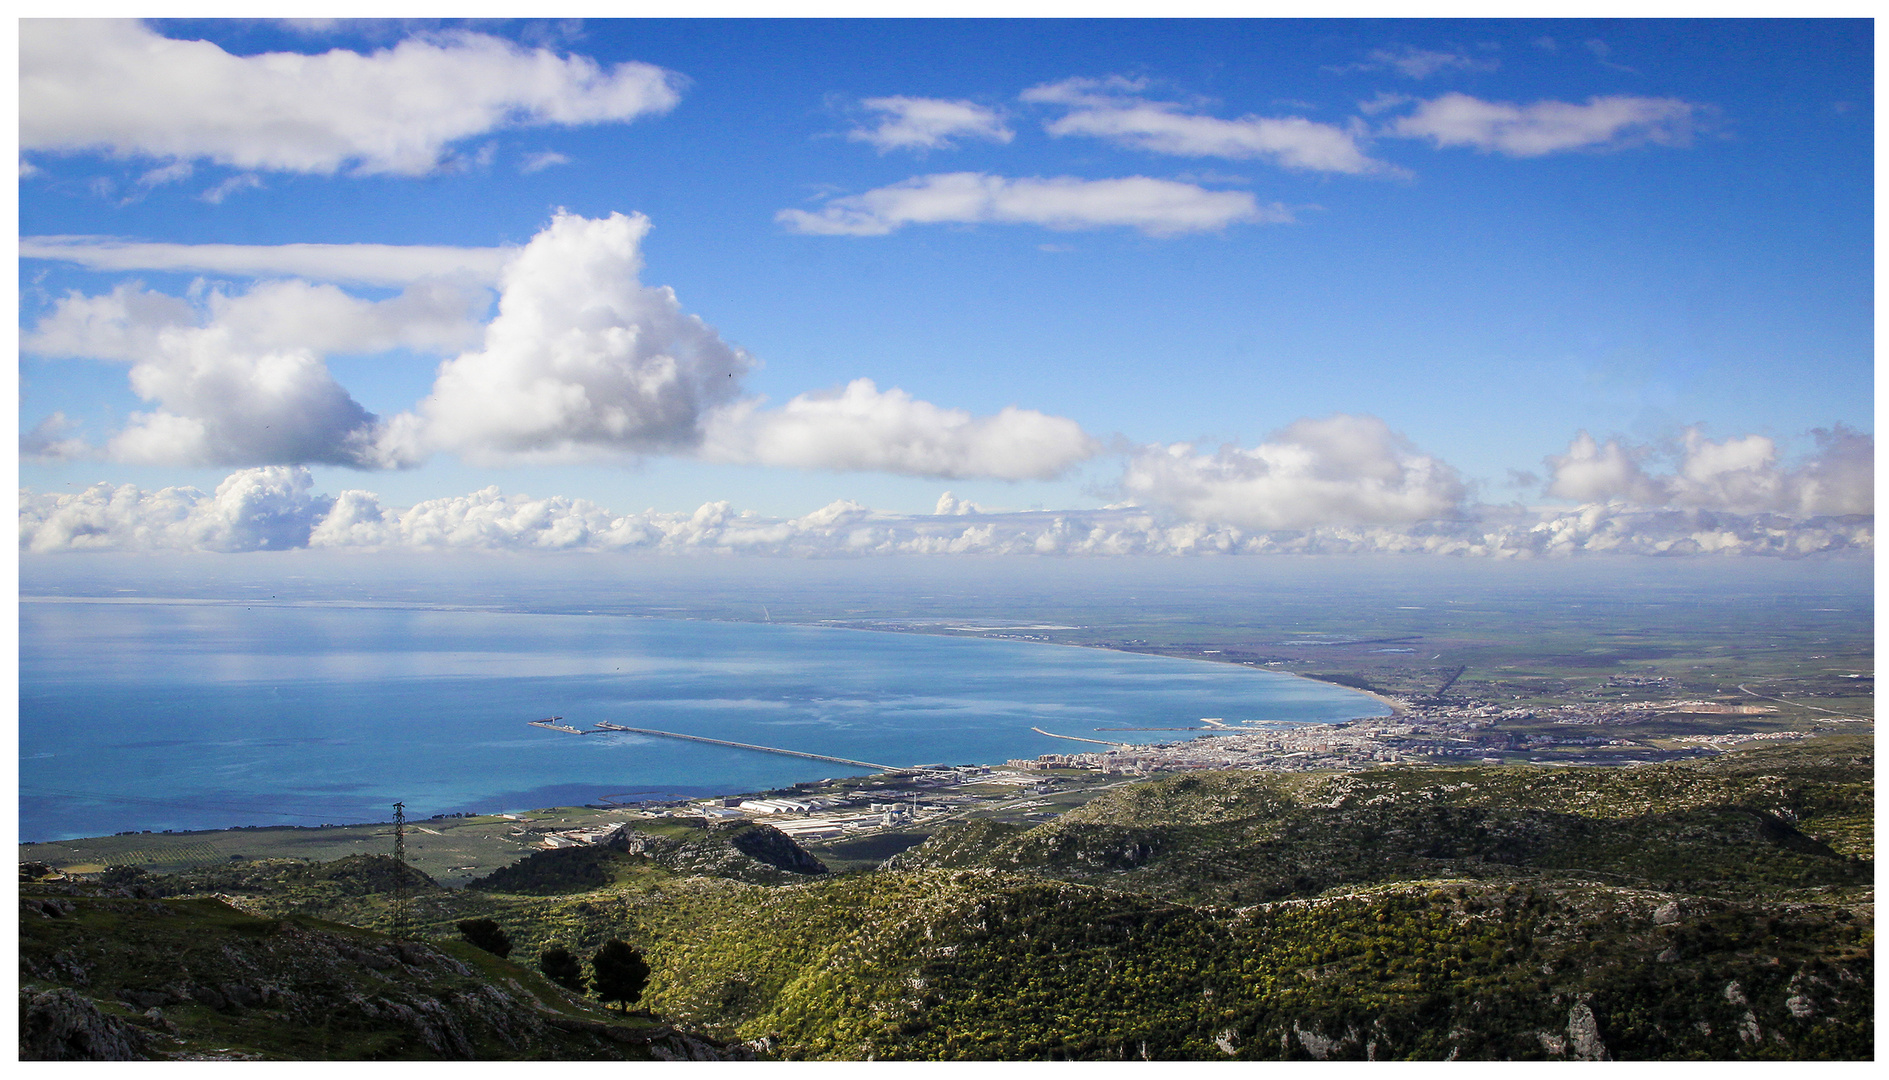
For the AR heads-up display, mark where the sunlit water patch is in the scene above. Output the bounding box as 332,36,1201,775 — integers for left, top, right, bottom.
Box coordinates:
19,601,1385,841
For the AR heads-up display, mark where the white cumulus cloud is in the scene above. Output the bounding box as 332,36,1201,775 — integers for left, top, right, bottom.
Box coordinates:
1547,426,1872,516
1022,76,1390,174
848,96,1013,152
20,19,682,176
1542,431,1666,505
777,172,1282,236
104,341,381,468
25,277,491,468
22,211,1093,482
1119,414,1468,530
378,210,754,467
1389,92,1700,156
702,378,1099,481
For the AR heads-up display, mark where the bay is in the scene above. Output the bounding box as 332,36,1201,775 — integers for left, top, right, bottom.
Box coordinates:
18,601,1386,841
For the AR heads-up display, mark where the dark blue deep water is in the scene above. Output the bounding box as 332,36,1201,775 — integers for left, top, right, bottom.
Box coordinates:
19,601,1385,841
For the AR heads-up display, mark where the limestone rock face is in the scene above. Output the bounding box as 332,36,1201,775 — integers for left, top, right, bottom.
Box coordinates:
1566,1002,1609,1061
1290,1019,1359,1060
20,987,154,1061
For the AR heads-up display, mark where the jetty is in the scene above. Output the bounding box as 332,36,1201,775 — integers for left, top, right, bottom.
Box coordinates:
588,722,897,772
527,717,585,735
1093,727,1239,733
1031,726,1132,749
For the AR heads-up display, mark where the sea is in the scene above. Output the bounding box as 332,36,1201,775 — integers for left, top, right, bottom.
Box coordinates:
19,599,1387,842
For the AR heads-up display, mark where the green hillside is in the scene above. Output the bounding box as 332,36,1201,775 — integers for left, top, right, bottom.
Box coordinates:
888,738,1873,905
464,820,829,894
17,889,744,1061
20,739,1873,1060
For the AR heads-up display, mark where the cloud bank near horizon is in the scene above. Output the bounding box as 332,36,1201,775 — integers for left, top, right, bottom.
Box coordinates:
20,465,1871,559
1120,415,1468,531
1545,427,1871,518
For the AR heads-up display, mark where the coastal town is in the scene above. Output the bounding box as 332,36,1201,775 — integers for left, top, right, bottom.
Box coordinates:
517,681,1839,852
26,664,1857,888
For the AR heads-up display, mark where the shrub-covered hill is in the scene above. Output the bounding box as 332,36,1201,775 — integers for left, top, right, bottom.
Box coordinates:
79,819,830,930
27,864,1869,1061
64,854,453,933
1064,738,1874,853
541,869,1873,1060
103,851,436,897
889,740,1873,905
17,884,747,1061
465,820,827,895
20,740,1872,1060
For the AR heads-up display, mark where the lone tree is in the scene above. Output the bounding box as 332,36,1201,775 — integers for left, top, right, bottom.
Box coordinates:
540,946,587,993
456,918,513,958
590,939,651,1011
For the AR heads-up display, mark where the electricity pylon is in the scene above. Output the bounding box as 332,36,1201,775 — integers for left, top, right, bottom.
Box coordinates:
390,801,412,940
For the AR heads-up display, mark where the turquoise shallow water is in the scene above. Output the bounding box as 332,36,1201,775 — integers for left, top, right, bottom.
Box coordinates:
18,601,1385,841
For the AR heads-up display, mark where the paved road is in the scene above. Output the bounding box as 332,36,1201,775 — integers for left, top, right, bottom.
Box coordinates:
1736,684,1871,723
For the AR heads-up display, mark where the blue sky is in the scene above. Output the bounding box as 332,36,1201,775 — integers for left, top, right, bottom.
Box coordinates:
16,18,1875,557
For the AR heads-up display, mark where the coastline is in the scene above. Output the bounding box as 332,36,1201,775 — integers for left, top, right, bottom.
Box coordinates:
20,609,1392,845
18,607,1390,842
949,630,1404,722
813,618,1402,723
1268,669,1407,718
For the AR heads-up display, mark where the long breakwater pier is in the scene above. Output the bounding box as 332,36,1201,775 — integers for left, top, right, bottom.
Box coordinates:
1030,726,1131,749
533,719,898,772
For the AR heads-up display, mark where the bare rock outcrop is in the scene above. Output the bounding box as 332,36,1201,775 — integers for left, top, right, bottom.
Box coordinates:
20,987,155,1061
